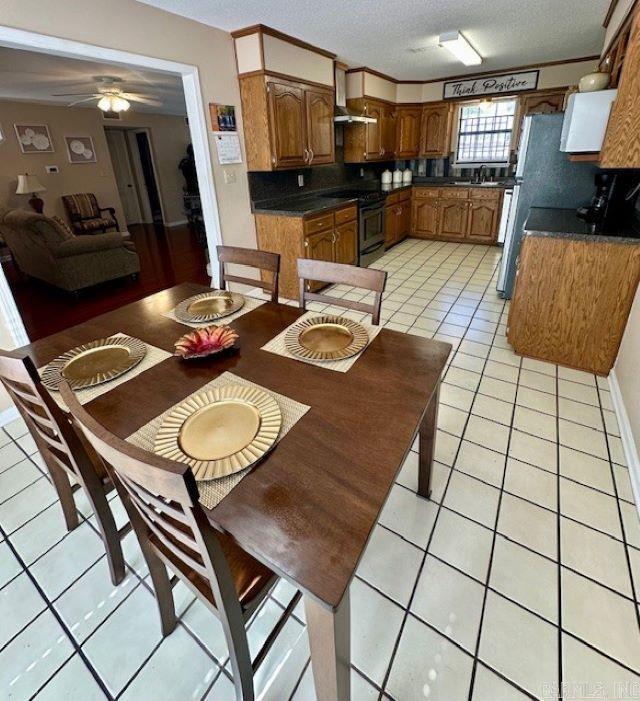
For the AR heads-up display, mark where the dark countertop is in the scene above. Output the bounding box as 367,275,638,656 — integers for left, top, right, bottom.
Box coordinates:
524,207,640,244
251,182,412,217
412,176,516,189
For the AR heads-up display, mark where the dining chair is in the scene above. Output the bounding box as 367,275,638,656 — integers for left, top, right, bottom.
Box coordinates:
297,258,388,324
60,381,301,701
217,245,280,303
0,351,127,584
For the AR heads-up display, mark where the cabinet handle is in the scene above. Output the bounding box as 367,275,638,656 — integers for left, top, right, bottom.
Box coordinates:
304,240,309,247
332,232,337,243
309,149,314,164
303,148,309,162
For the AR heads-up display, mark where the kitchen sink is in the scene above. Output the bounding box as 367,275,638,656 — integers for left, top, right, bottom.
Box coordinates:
453,181,503,187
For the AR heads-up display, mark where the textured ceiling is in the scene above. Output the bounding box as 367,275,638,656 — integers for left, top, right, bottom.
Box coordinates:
0,47,186,115
138,0,608,80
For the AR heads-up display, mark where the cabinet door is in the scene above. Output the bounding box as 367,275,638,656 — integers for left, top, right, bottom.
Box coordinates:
420,103,452,157
601,10,640,168
412,199,439,238
438,199,468,240
305,89,335,165
384,205,397,248
381,105,397,158
334,221,358,265
267,81,307,168
364,101,383,160
397,200,411,242
395,107,421,158
520,91,566,115
467,200,499,243
304,229,335,292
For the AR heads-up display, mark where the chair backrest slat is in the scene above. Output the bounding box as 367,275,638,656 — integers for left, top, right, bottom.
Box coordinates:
119,472,191,526
297,258,387,325
217,245,280,303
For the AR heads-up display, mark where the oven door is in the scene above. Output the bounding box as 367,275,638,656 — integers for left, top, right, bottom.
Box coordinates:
359,204,385,266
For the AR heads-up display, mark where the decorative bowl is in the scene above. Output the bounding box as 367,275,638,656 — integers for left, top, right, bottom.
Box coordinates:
174,325,239,360
578,71,610,93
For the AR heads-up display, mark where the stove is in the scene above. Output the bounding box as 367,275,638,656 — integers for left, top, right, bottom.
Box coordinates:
323,188,386,203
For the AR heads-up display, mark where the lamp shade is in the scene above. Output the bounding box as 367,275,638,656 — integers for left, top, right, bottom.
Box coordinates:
16,174,46,195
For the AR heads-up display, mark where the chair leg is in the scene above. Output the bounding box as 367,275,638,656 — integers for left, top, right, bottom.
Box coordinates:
227,630,254,701
142,543,177,636
46,460,80,532
82,483,126,586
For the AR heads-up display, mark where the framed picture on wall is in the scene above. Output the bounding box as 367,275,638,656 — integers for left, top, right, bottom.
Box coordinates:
64,136,97,163
14,123,54,153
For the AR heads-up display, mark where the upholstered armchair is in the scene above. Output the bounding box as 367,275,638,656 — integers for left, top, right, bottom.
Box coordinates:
0,208,139,293
61,193,119,234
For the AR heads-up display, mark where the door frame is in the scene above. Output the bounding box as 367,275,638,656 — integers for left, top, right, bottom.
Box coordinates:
0,24,223,348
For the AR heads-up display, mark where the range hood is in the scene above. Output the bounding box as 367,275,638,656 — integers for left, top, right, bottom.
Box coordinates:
334,64,377,124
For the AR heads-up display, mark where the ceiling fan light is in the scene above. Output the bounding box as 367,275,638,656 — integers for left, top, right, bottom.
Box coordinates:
439,31,482,66
112,96,130,112
97,95,113,112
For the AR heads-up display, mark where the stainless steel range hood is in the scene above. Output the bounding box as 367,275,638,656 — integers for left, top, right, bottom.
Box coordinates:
334,64,377,124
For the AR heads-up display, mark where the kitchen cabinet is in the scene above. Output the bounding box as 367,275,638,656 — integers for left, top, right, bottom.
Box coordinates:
255,203,357,299
238,74,335,171
411,186,503,244
384,189,411,248
507,233,640,375
467,198,500,242
412,198,439,238
305,89,336,165
601,7,640,168
520,90,566,115
344,98,397,162
438,199,468,240
395,106,422,158
420,102,453,158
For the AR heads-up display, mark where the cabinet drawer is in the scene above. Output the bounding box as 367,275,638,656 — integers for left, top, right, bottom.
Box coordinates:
468,187,503,200
413,187,441,199
304,212,335,235
386,189,410,205
334,205,357,225
442,187,469,199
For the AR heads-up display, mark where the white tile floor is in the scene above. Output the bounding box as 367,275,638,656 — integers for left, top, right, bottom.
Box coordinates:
1,238,639,700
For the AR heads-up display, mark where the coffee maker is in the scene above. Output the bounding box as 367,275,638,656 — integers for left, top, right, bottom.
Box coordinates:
577,171,640,234
577,172,614,225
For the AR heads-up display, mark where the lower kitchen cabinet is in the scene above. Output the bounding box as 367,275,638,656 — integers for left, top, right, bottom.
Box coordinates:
411,186,503,244
255,203,358,300
507,233,640,375
384,189,412,248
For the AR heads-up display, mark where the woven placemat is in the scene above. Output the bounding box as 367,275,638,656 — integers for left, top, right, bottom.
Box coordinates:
162,293,266,328
40,333,171,410
126,372,310,509
261,311,382,373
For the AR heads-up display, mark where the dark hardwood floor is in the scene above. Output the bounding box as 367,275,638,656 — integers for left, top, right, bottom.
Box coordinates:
3,223,210,341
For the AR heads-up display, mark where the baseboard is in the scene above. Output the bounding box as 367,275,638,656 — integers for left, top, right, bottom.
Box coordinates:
164,219,188,228
0,405,18,428
609,368,640,516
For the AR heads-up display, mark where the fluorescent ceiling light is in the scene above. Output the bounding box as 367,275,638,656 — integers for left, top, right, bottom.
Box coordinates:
439,31,482,66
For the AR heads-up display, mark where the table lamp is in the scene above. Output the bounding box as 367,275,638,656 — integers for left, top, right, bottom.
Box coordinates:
16,173,46,214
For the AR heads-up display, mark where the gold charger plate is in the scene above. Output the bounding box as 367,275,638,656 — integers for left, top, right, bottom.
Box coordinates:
284,315,369,361
41,336,147,391
174,290,245,323
153,384,282,481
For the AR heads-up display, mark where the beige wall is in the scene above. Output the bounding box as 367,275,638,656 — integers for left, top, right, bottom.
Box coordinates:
107,110,191,225
0,0,256,252
262,34,334,86
604,0,636,52
0,99,126,224
615,284,640,458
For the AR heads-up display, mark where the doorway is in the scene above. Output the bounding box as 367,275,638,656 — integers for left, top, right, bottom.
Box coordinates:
105,128,164,226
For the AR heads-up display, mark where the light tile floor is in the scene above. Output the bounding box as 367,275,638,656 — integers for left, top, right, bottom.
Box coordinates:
1,238,639,700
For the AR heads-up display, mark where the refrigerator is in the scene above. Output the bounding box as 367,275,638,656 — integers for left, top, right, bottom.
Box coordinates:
497,113,599,298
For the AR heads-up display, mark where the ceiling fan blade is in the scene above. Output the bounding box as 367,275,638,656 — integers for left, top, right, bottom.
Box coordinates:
67,96,99,107
51,92,101,97
124,95,163,106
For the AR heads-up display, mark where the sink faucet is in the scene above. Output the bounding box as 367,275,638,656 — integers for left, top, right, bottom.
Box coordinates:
474,165,488,184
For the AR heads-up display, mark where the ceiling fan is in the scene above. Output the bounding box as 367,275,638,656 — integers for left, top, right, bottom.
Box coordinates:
52,75,163,113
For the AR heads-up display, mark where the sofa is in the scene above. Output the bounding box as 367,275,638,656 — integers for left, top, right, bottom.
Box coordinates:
0,208,140,293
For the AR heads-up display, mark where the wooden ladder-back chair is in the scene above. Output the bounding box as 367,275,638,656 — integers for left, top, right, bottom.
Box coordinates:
60,381,301,701
0,351,128,584
217,245,280,303
297,258,388,325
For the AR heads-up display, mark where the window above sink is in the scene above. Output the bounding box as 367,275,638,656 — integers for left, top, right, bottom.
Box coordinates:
453,98,517,167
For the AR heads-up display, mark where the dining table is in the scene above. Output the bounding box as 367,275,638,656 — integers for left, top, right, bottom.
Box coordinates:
18,282,451,701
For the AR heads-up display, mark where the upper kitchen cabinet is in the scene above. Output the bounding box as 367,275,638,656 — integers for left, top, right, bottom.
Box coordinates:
395,106,422,158
519,89,567,115
420,102,453,158
343,98,395,162
232,25,336,171
601,7,640,168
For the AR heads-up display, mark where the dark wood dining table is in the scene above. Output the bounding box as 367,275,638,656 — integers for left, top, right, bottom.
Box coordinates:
19,282,450,701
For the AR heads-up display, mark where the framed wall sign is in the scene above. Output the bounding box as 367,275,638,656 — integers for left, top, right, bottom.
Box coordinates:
443,70,539,100
209,103,237,131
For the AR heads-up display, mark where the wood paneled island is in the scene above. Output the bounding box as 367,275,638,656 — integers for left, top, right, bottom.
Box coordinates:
507,208,640,375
